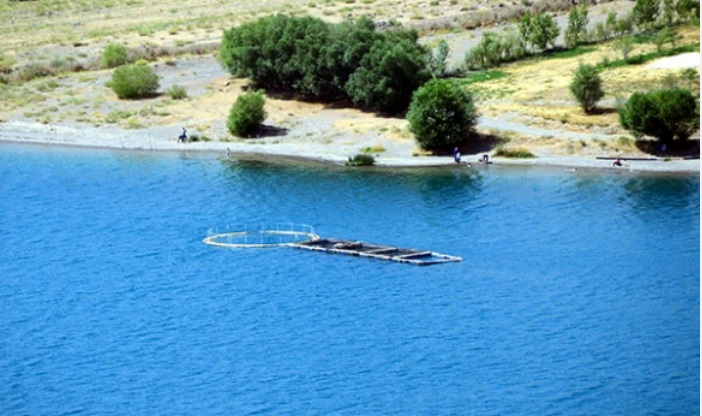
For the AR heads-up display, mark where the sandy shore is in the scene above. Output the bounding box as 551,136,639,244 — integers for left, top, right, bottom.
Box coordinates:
1,119,698,173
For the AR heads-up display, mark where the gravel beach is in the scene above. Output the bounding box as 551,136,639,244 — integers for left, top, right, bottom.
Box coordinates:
1,118,698,173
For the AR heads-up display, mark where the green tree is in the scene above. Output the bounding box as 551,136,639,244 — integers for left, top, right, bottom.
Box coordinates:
661,0,676,25
570,63,604,113
345,30,430,113
464,29,526,70
406,78,478,150
615,13,635,35
108,63,159,99
227,90,267,137
676,0,700,20
680,67,699,91
564,6,589,49
220,15,331,95
612,36,635,62
633,0,660,29
519,11,534,51
429,40,450,78
220,15,430,113
529,13,559,51
619,88,698,142
101,43,128,69
654,27,677,52
323,16,378,97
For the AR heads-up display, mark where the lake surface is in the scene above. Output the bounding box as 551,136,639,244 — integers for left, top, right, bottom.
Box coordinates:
0,143,699,416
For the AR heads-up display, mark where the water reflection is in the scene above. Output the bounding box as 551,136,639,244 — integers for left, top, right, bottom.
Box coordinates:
622,175,701,213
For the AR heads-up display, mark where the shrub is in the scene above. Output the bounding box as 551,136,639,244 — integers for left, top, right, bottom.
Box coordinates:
346,153,375,166
108,63,160,99
167,84,187,99
619,88,698,142
101,43,128,69
570,63,604,114
17,62,54,82
406,78,478,151
227,90,266,137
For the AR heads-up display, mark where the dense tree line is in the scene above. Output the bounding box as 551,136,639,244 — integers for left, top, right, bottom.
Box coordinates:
220,15,430,114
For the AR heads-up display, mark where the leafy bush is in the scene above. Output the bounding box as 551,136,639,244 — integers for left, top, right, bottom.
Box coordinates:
167,84,187,100
346,153,375,166
101,43,128,69
619,88,698,142
570,63,604,114
406,78,478,151
17,62,54,82
108,63,160,99
227,90,266,137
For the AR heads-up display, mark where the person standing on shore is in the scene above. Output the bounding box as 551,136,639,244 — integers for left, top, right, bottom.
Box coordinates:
453,147,461,164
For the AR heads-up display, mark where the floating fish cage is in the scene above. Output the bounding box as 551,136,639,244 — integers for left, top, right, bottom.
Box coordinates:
203,224,461,266
291,238,462,266
204,224,319,248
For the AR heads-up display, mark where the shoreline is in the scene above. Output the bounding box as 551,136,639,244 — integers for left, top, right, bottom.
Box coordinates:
1,120,699,174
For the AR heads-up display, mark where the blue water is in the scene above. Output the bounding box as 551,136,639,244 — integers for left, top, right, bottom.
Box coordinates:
0,143,699,415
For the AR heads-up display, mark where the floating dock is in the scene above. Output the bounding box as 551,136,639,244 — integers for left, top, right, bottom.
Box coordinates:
292,238,461,266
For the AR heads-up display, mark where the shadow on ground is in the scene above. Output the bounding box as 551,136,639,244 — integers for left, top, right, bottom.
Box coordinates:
251,124,289,138
433,132,507,157
636,138,700,159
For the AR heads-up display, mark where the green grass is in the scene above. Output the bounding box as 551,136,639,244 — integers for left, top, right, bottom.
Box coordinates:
494,147,535,158
542,46,597,60
597,43,700,70
360,145,385,153
461,70,508,85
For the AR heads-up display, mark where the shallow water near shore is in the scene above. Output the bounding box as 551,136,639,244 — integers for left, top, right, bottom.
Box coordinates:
1,143,699,415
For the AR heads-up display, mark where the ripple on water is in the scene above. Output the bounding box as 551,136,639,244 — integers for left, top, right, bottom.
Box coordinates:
0,145,698,415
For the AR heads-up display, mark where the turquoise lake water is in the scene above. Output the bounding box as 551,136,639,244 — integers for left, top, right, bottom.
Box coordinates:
0,143,699,415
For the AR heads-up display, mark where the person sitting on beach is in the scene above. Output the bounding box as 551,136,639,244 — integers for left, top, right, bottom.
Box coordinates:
178,127,187,143
613,158,622,167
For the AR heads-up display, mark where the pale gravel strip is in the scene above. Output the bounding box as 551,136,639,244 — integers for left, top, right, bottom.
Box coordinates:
0,120,698,173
